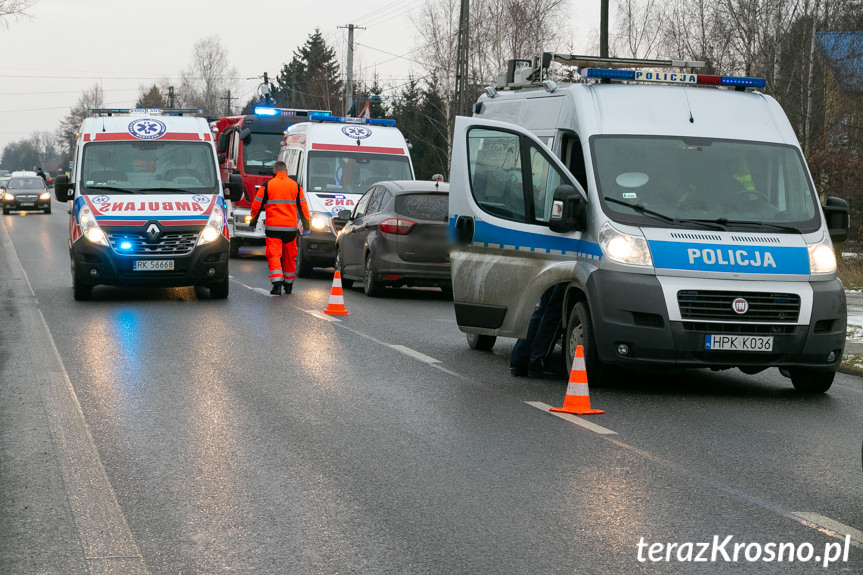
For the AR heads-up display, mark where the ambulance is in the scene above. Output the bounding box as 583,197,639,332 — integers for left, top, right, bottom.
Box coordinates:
54,108,244,300
449,54,850,393
277,114,415,275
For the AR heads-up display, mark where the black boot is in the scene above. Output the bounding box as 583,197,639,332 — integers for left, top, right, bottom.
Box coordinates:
270,281,283,296
283,282,293,295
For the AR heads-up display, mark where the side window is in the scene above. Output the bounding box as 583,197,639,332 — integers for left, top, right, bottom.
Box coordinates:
528,143,564,223
562,133,588,191
379,190,393,213
366,186,386,214
467,128,527,222
353,188,373,219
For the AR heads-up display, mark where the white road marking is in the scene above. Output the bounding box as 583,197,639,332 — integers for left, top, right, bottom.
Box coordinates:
305,310,342,322
389,344,441,364
525,401,618,435
792,513,863,546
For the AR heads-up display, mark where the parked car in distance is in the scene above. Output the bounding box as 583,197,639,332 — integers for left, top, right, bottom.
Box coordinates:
334,179,451,297
0,176,11,190
2,173,51,214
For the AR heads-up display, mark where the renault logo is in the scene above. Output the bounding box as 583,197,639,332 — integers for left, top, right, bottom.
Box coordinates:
146,223,161,241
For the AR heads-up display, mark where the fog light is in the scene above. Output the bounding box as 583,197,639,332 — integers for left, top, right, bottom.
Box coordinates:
827,351,836,362
617,343,630,356
89,268,98,277
208,268,216,277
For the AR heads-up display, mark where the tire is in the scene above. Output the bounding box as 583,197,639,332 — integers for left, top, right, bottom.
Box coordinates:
565,301,608,385
72,273,92,301
296,236,313,278
209,278,229,299
334,248,353,289
229,237,240,258
466,332,496,351
363,253,384,297
43,206,51,214
787,367,835,393
2,207,8,215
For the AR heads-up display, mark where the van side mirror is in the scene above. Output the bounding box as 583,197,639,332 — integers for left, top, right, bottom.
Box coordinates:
548,184,587,233
239,128,252,145
217,133,230,154
53,174,74,201
224,173,244,202
822,196,849,244
217,153,226,164
334,209,352,222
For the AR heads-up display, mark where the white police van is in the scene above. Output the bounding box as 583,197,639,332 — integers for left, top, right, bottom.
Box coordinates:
54,108,244,300
449,54,849,392
278,114,415,276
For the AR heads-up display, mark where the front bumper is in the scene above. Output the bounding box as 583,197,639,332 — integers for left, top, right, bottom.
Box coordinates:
585,270,846,371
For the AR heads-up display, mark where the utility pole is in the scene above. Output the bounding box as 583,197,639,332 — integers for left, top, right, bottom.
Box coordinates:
221,90,233,115
340,24,365,116
168,86,175,108
453,0,470,120
600,0,609,57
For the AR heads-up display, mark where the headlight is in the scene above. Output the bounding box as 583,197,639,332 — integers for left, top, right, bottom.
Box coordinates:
598,221,653,266
79,207,108,246
311,214,329,231
198,205,225,245
3,193,12,201
808,235,836,274
39,192,51,200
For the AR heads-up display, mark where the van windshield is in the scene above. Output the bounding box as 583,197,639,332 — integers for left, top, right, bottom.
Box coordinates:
81,142,217,194
242,132,283,176
592,135,821,232
305,151,413,195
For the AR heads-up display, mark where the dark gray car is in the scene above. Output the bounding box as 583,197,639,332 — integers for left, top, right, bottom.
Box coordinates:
3,175,51,214
334,180,451,297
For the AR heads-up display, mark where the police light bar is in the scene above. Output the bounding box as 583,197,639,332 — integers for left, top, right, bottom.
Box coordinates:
309,113,396,127
254,107,332,117
580,68,766,89
89,108,204,116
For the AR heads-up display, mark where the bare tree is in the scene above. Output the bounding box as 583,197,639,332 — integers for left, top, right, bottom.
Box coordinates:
56,83,104,159
0,0,35,26
613,0,667,58
179,36,239,117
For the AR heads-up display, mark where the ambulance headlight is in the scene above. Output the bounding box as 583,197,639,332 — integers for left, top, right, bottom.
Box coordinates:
599,222,653,266
808,236,836,274
79,207,108,246
311,214,329,231
199,205,225,245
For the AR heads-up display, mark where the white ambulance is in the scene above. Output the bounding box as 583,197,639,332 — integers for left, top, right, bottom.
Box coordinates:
277,114,415,275
54,108,244,300
449,54,850,393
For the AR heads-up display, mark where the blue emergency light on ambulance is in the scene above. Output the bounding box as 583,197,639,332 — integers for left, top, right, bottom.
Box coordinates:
448,52,850,394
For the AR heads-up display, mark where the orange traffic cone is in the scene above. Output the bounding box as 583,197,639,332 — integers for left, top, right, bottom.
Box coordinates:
550,345,604,415
323,271,350,316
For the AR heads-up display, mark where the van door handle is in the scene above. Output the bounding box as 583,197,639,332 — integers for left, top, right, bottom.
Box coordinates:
454,215,474,244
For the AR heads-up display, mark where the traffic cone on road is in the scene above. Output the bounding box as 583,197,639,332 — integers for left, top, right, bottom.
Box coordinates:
323,271,350,316
550,345,604,415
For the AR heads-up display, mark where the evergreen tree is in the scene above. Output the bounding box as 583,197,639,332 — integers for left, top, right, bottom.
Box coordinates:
392,76,449,179
273,29,342,113
135,85,167,108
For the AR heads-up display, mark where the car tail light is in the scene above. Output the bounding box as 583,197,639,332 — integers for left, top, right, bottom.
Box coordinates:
379,218,415,235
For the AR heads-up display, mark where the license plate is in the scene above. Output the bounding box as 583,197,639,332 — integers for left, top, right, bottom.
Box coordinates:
19,202,34,207
705,335,773,352
134,259,174,271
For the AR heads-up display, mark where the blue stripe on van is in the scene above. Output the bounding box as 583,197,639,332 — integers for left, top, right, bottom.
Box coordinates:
450,217,603,260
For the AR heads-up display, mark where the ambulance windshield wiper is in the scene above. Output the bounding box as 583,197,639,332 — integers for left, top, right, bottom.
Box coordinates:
697,218,801,233
604,197,727,231
85,186,144,194
138,187,196,194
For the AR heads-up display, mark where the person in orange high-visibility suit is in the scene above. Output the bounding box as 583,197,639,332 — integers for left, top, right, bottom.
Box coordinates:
249,160,311,295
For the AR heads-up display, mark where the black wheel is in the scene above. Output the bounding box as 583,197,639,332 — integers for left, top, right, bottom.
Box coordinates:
229,237,240,258
43,206,51,214
296,236,313,278
466,332,496,351
334,248,353,289
72,273,92,301
565,301,608,385
209,278,229,299
363,253,384,297
2,207,8,215
787,367,835,393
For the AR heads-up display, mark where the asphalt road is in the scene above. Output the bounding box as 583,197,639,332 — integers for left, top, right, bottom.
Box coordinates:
1,201,862,574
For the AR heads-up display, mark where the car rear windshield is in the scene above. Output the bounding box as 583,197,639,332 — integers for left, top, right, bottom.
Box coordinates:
395,193,448,221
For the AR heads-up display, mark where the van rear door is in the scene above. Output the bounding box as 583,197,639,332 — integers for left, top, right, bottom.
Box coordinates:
449,116,592,338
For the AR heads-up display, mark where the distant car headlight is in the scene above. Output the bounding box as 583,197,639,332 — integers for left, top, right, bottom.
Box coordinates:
598,221,653,266
78,207,108,246
39,192,51,200
808,234,836,274
3,192,12,201
199,205,225,245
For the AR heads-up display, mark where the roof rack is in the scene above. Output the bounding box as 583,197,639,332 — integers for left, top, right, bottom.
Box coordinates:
539,53,706,70
89,108,203,117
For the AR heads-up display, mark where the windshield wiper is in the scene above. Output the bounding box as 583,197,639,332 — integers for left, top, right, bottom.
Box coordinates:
604,197,727,231
698,218,801,233
138,187,202,194
85,186,143,194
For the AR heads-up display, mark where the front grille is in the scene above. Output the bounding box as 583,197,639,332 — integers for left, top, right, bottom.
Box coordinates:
678,290,800,322
681,322,796,334
107,231,199,255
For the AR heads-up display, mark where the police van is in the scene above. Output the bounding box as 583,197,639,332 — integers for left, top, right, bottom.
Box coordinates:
449,54,850,393
54,108,244,300
277,114,415,276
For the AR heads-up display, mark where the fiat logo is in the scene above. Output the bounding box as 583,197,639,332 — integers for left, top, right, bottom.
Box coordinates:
732,297,749,314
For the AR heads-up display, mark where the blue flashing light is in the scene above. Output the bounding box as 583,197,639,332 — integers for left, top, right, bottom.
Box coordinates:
309,113,396,127
254,106,280,116
582,68,636,81
720,76,767,89
120,241,132,251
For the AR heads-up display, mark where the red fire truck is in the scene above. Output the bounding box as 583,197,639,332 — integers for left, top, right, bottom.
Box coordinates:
213,107,329,257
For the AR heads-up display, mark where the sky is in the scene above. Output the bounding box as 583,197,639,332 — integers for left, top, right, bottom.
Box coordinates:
0,0,600,155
